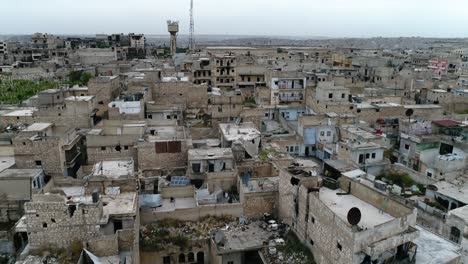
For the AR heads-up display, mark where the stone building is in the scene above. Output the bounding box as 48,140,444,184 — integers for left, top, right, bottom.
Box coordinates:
85,120,144,169
278,167,419,264
309,81,353,114
12,123,85,178
23,159,139,262
88,76,120,105
208,89,243,122
137,125,190,174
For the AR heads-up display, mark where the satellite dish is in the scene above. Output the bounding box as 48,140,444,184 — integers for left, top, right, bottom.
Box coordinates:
347,207,362,226
405,109,414,117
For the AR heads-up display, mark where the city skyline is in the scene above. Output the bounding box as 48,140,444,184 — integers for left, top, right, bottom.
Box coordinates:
1,0,468,38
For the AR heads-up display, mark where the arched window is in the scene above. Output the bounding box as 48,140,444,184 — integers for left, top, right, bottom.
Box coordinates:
196,252,204,264
188,252,195,262
178,253,185,263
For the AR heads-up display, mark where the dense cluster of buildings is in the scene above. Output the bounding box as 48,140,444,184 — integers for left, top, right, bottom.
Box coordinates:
0,31,467,264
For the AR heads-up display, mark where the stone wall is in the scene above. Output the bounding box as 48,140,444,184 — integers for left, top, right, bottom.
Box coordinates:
137,141,188,172
24,195,103,249
242,191,278,219
140,203,243,224
87,234,119,256
13,138,63,177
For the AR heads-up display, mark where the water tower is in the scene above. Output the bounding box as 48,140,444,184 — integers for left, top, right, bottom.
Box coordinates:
167,20,179,55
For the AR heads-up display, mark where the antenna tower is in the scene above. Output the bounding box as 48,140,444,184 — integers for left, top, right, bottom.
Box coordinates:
189,0,195,52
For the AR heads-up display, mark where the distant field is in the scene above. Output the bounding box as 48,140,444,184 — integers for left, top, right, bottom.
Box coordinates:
0,74,58,104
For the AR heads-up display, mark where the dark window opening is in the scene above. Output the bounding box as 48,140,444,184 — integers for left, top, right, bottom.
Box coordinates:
187,252,194,262
113,219,123,233
101,146,106,151
35,160,42,166
178,254,185,263
115,145,122,152
42,223,47,228
337,242,342,251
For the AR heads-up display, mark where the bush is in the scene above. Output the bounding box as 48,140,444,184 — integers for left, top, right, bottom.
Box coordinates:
377,171,415,188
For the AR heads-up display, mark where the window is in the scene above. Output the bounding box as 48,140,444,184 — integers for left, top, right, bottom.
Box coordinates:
311,216,315,223
310,239,314,245
371,153,376,159
328,93,333,99
218,106,222,112
326,131,331,136
43,223,47,228
427,172,432,177
366,153,370,159
341,93,345,98
163,256,171,264
404,144,410,150
337,242,342,251
101,146,106,151
35,160,42,166
187,252,194,262
320,131,325,136
178,254,185,263
124,146,129,150
295,146,299,152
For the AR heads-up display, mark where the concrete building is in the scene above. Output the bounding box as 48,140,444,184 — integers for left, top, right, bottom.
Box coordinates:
188,148,236,191
0,169,44,223
219,122,261,159
212,54,237,89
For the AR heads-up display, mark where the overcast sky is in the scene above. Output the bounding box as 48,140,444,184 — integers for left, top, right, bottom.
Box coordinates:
1,0,467,37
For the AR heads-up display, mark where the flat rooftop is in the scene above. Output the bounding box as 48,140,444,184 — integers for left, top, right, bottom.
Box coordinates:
216,221,278,254
153,197,197,212
414,225,462,264
0,168,41,179
0,156,15,174
92,160,134,179
23,123,53,132
242,177,278,193
431,181,468,204
188,148,233,160
145,126,185,142
65,96,94,102
319,187,394,229
403,104,442,109
103,192,137,216
59,187,137,216
219,122,261,142
93,76,118,82
342,125,380,140
2,109,35,117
